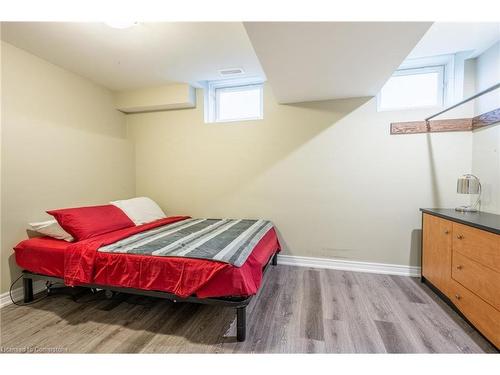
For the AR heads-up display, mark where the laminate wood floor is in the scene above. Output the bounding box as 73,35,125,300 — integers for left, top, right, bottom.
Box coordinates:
0,265,497,353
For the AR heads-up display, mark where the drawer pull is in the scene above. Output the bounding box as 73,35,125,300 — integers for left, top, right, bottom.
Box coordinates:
456,265,463,270
456,234,464,240
455,294,461,300
444,230,449,234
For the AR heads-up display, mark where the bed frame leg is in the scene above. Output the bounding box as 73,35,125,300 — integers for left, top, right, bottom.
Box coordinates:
23,276,34,303
272,252,278,266
236,306,246,342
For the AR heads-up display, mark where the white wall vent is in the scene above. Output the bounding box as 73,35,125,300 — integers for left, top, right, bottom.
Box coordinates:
219,68,245,76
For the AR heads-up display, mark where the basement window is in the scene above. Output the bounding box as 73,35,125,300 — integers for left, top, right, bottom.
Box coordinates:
377,54,456,112
205,78,264,123
377,66,445,111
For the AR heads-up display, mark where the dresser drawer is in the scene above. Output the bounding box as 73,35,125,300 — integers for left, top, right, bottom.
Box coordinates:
452,222,500,273
449,279,500,348
452,251,500,311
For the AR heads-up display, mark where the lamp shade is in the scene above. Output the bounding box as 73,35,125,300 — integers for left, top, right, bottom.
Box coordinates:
457,174,480,194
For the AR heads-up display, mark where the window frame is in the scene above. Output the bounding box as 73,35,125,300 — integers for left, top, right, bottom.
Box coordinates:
376,54,454,112
205,78,264,123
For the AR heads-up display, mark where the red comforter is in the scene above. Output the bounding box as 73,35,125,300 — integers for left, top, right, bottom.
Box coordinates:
15,216,280,298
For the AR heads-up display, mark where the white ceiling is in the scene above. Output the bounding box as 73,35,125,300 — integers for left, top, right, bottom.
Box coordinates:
9,22,493,104
243,22,432,103
2,22,498,103
0,22,265,91
408,22,500,59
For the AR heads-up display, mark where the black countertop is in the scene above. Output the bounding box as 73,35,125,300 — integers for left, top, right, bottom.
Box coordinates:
420,208,500,235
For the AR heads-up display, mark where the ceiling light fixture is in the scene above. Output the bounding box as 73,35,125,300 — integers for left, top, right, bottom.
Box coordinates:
105,21,138,29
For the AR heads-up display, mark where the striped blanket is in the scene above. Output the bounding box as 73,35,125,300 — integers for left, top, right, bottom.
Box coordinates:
98,218,274,267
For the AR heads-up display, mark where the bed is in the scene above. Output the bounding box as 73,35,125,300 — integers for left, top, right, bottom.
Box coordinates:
14,215,281,342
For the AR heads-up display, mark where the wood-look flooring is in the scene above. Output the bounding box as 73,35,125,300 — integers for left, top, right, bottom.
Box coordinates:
0,265,497,353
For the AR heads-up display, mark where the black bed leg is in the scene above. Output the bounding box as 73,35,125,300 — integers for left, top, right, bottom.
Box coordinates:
23,277,34,303
272,253,278,266
236,306,246,342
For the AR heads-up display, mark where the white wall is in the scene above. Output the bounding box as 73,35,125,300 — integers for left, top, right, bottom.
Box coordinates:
1,42,136,293
2,36,496,294
474,41,500,115
472,41,500,214
128,86,472,268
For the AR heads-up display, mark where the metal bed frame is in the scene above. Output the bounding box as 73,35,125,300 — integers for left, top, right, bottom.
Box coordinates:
21,252,279,342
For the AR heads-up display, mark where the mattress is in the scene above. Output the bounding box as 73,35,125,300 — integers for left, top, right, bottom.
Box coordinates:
14,218,280,298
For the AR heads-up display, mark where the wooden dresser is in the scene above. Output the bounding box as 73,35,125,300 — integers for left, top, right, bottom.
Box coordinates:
420,208,500,349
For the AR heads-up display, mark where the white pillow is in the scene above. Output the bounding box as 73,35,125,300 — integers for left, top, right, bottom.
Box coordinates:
111,197,166,225
29,219,74,242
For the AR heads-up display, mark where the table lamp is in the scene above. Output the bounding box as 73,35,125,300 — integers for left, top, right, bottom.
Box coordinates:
455,174,481,212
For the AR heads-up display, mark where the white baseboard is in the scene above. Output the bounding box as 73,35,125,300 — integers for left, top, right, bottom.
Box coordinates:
277,254,421,277
0,280,46,308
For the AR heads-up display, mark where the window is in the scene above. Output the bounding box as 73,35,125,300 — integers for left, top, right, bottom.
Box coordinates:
378,66,445,111
205,78,264,123
377,54,456,112
215,85,263,122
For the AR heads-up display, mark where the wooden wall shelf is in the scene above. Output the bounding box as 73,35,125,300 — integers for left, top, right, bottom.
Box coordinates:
390,107,500,135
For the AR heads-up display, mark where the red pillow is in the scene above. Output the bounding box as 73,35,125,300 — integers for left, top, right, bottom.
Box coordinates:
47,205,135,241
